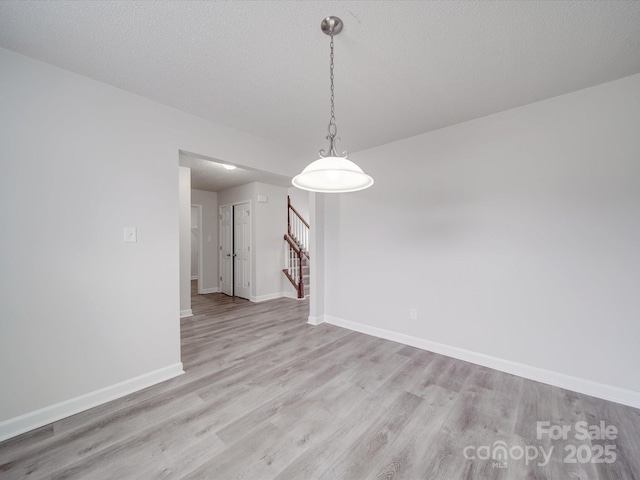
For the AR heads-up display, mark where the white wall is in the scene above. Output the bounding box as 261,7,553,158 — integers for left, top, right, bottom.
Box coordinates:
287,187,310,223
254,182,288,301
218,183,256,207
179,168,191,316
323,74,640,407
0,47,300,440
191,189,219,293
308,193,327,325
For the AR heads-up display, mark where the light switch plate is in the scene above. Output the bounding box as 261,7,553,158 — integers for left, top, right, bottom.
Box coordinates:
124,227,137,243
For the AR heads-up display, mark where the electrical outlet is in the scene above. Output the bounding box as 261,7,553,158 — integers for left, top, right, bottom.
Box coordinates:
124,226,137,243
409,308,418,320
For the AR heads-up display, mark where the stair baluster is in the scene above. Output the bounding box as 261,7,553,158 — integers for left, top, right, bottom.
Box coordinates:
284,196,310,298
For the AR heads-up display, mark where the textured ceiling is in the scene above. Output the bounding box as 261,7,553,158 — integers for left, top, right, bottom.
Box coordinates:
179,152,291,193
1,1,639,159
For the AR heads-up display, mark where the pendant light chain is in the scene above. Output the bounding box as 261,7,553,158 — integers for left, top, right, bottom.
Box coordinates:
328,33,337,139
321,29,344,159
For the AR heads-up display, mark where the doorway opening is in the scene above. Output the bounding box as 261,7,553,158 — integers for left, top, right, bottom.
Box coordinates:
179,149,312,316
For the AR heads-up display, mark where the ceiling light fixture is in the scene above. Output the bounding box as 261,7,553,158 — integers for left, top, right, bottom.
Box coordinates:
222,164,236,171
292,16,373,193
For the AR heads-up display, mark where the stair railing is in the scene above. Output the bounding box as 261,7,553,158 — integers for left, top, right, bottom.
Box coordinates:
288,196,309,255
284,196,310,299
283,233,308,298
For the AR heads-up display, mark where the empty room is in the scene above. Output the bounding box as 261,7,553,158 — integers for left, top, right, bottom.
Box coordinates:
1,1,639,479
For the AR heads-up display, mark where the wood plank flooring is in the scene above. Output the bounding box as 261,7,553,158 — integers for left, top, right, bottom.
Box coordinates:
1,282,639,479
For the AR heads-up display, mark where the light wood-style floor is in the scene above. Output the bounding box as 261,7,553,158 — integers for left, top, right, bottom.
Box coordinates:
1,282,639,479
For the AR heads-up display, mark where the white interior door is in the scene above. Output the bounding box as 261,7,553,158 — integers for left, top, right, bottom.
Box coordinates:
233,202,251,300
219,205,233,296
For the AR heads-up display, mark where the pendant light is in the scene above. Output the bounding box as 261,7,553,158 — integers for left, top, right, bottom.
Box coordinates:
292,16,374,193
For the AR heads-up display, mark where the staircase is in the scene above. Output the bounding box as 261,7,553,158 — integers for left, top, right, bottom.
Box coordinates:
283,196,310,299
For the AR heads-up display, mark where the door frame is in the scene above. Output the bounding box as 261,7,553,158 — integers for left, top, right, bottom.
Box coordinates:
219,199,252,299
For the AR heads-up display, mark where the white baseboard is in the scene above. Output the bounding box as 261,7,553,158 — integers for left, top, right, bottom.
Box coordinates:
0,363,184,442
252,292,308,302
251,292,285,303
307,315,325,326
322,315,640,409
180,309,193,318
200,287,219,294
283,292,309,301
